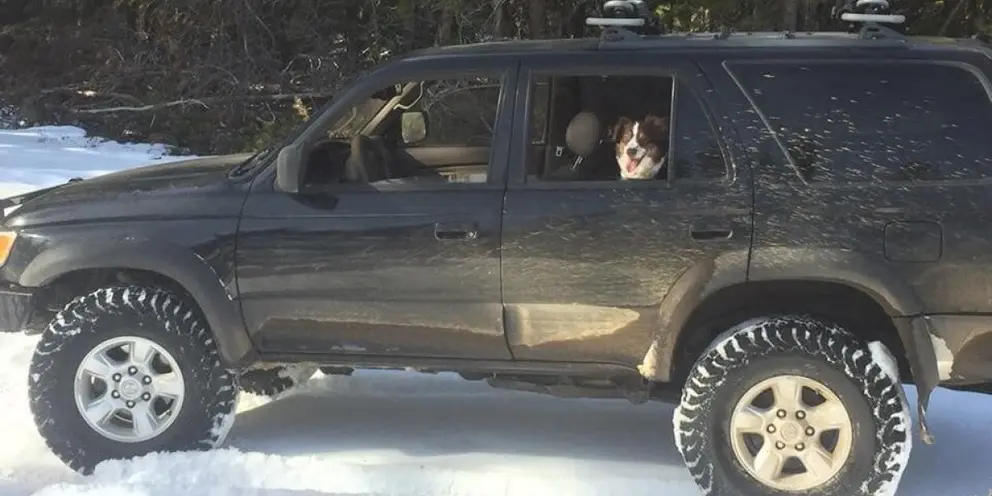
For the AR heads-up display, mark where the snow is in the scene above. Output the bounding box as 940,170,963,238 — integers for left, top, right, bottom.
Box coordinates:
0,126,186,195
2,126,992,495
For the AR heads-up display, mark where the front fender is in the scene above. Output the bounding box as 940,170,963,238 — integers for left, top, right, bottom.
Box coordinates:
18,238,255,367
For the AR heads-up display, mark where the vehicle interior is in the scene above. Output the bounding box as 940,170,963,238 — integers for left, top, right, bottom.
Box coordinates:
530,74,675,182
301,80,497,188
298,74,675,188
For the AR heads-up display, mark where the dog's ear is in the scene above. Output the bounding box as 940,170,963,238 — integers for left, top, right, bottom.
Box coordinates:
611,117,632,143
658,115,670,132
643,115,671,138
645,114,669,128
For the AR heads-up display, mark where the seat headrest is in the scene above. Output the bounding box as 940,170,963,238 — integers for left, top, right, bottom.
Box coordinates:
565,112,602,158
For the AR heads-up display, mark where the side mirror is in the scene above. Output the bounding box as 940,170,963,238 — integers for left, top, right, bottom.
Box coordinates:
275,143,304,193
401,111,428,145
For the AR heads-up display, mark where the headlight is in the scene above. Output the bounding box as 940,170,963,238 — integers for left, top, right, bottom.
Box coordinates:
0,231,15,267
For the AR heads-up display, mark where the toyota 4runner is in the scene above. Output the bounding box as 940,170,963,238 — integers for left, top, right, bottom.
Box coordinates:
2,2,991,495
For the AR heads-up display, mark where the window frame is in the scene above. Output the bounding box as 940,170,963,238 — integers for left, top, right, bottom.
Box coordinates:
724,57,992,188
507,57,734,191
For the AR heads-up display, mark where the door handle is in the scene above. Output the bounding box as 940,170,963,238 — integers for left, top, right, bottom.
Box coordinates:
690,225,734,241
434,222,479,241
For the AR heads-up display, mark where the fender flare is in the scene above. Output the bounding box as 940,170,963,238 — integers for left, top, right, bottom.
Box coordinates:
638,250,750,382
643,247,940,444
18,239,256,367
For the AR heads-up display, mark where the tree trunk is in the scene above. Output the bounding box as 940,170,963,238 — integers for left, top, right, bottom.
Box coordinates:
400,0,417,51
437,2,456,45
783,0,800,31
493,0,514,39
529,0,547,39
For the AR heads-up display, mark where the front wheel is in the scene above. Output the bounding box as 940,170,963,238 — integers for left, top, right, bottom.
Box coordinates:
28,286,239,474
674,315,913,496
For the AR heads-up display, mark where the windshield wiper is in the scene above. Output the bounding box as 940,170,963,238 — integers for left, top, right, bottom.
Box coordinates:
229,148,272,177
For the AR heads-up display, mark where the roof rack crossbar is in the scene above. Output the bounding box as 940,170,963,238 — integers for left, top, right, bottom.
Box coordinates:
585,0,661,45
837,0,907,40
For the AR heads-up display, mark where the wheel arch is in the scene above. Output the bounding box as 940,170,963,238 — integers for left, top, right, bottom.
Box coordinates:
645,247,941,444
668,280,912,383
18,240,256,367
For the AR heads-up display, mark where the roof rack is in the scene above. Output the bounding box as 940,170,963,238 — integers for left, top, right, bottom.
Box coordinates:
584,0,911,48
837,0,907,40
586,0,660,43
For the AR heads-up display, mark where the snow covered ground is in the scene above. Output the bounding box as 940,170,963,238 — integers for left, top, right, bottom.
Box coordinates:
1,126,991,496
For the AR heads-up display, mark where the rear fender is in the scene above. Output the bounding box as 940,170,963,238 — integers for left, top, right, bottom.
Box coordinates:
749,247,938,443
644,247,939,444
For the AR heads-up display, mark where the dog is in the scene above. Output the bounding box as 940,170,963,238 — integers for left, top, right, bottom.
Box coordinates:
611,115,669,180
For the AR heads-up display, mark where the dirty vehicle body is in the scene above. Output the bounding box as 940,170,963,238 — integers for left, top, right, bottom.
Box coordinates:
3,5,992,495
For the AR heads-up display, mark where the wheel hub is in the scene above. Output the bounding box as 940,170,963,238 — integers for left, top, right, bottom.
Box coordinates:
729,374,854,492
778,422,801,443
72,335,186,443
118,377,143,400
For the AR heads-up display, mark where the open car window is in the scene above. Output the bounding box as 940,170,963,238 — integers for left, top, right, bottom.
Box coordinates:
325,84,411,140
399,78,502,148
302,73,506,190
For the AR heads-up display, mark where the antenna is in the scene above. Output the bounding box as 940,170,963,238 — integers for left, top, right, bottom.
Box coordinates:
586,0,660,42
837,0,907,39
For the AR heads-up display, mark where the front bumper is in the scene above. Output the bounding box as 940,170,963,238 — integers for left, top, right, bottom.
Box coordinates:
0,285,34,333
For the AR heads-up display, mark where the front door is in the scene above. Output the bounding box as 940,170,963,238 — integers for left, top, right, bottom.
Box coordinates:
235,64,518,360
500,53,754,366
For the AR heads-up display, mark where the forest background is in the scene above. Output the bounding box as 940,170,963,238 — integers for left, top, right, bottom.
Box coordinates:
0,0,986,155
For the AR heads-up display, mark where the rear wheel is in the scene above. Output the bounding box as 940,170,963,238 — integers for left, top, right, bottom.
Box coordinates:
674,315,912,496
28,286,238,474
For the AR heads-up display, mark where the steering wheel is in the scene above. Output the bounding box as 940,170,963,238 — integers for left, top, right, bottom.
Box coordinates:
345,135,392,183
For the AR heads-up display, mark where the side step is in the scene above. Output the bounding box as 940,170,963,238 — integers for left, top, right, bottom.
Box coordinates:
485,375,659,405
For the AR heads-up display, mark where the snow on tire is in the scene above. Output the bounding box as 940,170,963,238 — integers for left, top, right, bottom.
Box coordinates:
28,285,239,475
239,363,317,397
673,315,912,496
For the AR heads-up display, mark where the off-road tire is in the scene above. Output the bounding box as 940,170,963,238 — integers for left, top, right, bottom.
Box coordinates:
239,364,318,397
674,315,912,496
28,285,239,475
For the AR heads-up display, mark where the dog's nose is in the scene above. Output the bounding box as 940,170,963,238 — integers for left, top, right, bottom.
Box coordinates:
626,148,638,159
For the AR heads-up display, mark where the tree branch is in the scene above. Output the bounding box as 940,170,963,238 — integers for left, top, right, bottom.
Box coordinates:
940,0,970,36
68,92,335,114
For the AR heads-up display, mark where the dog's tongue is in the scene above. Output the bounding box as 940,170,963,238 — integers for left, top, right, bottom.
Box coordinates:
625,158,638,173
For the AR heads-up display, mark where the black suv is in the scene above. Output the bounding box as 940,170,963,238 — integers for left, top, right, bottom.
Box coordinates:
2,3,991,495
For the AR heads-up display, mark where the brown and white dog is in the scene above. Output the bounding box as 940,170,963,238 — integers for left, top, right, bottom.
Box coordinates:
612,115,669,180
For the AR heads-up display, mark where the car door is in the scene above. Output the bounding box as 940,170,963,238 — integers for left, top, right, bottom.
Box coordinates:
235,61,518,360
500,52,753,366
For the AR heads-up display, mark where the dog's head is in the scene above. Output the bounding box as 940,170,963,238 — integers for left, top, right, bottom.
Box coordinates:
612,115,669,180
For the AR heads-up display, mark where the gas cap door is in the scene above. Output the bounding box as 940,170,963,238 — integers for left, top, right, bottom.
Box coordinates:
884,221,943,263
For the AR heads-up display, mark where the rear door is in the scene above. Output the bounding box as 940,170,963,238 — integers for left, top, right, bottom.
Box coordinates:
500,51,754,366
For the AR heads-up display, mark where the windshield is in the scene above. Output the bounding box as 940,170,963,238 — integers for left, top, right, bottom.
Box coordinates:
228,87,397,177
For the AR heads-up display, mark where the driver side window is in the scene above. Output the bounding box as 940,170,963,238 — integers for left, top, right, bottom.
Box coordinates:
305,74,505,188
399,78,502,148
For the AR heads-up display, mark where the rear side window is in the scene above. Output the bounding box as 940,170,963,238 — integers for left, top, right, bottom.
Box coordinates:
728,61,992,184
